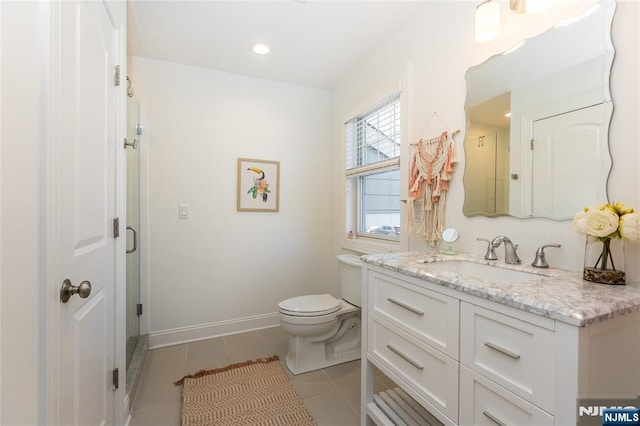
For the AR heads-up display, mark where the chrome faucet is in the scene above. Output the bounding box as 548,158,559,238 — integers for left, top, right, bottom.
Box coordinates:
477,238,498,261
490,235,521,264
531,244,561,268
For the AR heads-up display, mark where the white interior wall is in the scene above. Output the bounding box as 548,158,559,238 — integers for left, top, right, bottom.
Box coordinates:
130,57,333,346
331,1,639,282
0,2,47,424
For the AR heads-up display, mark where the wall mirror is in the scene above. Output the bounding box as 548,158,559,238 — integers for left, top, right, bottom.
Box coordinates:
463,2,615,220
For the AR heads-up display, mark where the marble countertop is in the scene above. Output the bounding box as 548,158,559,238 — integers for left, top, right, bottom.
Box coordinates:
361,251,640,327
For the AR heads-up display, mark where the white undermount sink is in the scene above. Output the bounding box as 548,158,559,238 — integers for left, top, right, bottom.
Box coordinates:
421,259,550,282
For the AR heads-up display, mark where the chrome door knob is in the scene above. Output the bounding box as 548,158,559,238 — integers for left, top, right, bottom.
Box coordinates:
60,279,92,303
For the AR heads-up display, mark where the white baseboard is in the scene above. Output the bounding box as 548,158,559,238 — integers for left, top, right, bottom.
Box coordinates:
148,312,280,349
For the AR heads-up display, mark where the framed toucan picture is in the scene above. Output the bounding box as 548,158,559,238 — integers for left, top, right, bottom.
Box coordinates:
237,158,280,212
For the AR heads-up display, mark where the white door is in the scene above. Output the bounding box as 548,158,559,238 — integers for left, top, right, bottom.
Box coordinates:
57,1,118,424
531,103,609,219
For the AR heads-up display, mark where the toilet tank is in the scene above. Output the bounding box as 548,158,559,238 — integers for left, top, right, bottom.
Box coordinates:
337,254,363,307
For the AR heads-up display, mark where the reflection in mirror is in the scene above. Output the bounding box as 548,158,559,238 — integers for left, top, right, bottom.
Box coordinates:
463,2,615,220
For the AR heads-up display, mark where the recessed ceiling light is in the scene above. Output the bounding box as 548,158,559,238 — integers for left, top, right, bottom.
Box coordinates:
253,44,270,55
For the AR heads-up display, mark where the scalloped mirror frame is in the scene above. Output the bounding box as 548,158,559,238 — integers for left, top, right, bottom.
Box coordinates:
463,2,615,220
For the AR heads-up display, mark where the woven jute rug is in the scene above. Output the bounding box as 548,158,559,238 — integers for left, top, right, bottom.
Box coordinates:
174,355,316,426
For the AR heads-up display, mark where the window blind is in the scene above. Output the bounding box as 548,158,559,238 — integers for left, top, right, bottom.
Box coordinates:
345,93,401,177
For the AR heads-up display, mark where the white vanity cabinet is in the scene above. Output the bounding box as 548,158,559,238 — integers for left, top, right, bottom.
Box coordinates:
459,302,556,414
458,303,556,425
366,270,460,423
458,365,554,426
368,270,459,359
361,262,640,426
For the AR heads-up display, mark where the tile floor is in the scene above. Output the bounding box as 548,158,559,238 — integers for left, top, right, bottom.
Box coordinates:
129,326,393,426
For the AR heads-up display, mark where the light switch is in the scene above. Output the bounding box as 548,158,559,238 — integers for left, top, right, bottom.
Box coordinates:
178,204,189,219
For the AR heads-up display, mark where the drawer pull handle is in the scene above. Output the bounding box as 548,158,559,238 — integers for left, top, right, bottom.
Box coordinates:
387,298,424,316
484,341,521,360
483,410,507,426
386,344,424,370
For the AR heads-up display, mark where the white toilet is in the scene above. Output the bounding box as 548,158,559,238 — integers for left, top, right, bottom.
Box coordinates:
278,254,362,375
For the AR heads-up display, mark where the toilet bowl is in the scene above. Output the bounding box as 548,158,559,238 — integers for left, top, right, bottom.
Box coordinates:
278,254,362,375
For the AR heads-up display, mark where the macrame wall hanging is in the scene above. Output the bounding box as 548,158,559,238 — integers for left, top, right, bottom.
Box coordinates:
408,125,459,246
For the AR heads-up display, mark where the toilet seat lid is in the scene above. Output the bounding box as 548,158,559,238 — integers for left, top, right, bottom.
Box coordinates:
278,294,341,316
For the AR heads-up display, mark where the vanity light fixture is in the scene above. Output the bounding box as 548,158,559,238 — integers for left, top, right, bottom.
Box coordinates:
253,43,270,55
524,0,556,14
475,0,501,43
509,0,526,13
510,0,556,14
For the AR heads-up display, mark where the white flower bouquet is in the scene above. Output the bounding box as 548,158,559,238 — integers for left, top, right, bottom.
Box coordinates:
573,203,640,284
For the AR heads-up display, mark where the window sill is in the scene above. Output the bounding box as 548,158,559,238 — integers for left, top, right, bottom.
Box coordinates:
341,236,400,255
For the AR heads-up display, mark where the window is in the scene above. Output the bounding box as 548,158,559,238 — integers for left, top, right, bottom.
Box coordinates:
345,93,401,242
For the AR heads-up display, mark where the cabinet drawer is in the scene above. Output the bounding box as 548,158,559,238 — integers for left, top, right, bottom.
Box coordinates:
459,365,554,426
460,303,555,413
368,271,459,359
368,315,459,423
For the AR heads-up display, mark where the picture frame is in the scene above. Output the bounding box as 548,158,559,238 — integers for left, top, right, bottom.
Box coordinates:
237,158,280,212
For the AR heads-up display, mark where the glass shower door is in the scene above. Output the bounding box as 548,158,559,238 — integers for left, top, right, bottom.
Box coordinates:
125,88,141,369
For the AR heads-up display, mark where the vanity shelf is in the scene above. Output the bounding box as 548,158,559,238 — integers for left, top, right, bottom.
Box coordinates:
367,387,443,426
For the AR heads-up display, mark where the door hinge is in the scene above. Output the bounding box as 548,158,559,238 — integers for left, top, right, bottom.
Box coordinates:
114,65,121,87
530,139,534,150
112,368,119,390
113,217,120,238
137,303,143,317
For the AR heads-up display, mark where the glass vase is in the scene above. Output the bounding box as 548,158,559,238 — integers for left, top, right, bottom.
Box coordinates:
583,236,625,285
